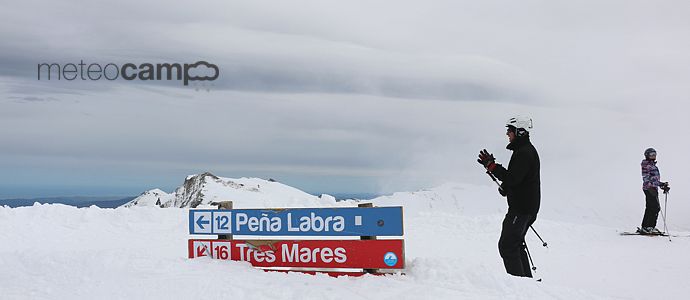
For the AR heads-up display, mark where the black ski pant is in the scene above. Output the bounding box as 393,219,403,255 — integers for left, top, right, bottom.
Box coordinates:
641,188,660,228
498,213,536,278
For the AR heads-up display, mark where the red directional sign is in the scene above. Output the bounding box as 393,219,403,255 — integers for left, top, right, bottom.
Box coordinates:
188,239,405,269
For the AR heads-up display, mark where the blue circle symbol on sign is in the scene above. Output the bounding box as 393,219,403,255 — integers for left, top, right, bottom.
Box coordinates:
383,252,398,267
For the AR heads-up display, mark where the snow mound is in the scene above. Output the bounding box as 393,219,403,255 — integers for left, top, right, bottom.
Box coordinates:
371,182,505,217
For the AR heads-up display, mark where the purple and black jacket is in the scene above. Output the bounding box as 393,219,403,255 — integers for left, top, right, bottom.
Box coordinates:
641,159,661,190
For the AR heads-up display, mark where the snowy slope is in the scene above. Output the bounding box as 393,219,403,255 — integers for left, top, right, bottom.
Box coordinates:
2,181,690,299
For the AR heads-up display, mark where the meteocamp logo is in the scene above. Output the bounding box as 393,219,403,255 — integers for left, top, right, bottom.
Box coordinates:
37,60,219,86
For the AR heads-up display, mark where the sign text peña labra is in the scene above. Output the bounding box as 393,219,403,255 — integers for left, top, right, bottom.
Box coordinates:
189,207,403,236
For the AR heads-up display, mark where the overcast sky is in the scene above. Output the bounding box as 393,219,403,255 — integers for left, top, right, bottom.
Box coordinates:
1,0,688,201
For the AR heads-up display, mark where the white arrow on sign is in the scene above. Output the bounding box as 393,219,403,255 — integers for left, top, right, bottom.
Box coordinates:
192,211,212,234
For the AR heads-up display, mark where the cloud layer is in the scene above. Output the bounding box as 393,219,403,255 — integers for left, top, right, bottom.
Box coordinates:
1,0,689,205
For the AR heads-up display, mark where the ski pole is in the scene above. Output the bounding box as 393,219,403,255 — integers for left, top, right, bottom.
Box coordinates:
656,192,670,242
663,192,671,242
524,241,536,272
485,170,504,193
530,226,548,248
524,242,543,282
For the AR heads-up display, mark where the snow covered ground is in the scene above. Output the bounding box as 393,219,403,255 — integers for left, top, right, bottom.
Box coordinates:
1,181,689,299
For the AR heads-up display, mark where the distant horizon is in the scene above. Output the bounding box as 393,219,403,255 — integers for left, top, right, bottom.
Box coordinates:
0,171,391,200
0,191,382,209
0,188,384,201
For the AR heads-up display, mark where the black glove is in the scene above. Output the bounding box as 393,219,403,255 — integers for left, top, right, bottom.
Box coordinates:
477,149,496,171
660,182,670,193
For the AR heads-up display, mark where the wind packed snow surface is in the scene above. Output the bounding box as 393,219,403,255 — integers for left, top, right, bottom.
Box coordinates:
1,179,689,299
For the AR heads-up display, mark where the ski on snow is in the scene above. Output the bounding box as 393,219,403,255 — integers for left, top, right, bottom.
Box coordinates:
620,231,670,237
619,228,687,237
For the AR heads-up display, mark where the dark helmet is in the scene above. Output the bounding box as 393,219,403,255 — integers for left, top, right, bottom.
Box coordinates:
644,148,657,158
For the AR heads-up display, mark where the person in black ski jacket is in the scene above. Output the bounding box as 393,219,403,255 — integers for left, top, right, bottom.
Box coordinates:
478,116,540,278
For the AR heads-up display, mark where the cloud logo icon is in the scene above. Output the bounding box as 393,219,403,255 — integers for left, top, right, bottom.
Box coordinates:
184,61,219,86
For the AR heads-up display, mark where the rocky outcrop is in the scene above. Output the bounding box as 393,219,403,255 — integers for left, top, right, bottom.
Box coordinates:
121,172,322,208
172,172,215,208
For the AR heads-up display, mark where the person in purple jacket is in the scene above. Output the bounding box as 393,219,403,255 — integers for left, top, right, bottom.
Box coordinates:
638,148,670,234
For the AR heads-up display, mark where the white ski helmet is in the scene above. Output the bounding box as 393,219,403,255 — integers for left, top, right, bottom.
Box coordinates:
506,115,533,136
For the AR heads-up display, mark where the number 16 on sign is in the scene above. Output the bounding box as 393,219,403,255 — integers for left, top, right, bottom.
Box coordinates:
191,240,231,260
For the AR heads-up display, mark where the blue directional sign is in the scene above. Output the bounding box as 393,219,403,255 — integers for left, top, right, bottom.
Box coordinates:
188,207,403,236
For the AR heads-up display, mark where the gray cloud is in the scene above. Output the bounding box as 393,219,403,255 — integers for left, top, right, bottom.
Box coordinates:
1,44,534,103
8,96,59,103
0,0,689,202
0,0,542,102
